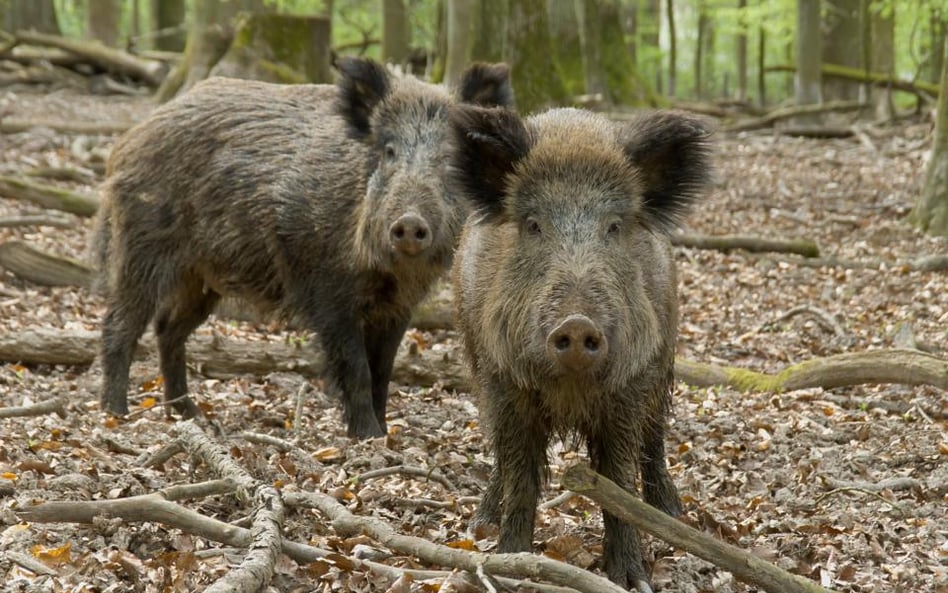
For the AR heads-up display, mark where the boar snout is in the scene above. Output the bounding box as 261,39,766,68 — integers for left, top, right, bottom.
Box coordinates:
389,213,432,256
546,314,608,373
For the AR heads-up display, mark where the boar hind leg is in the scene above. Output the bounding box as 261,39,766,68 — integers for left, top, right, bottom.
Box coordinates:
100,288,158,416
364,319,410,435
154,279,219,418
590,436,652,593
472,465,503,528
319,318,384,439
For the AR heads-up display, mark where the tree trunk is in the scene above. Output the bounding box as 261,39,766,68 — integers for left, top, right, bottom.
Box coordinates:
209,13,332,85
694,1,706,99
822,0,862,101
869,1,895,120
87,0,121,47
757,24,766,106
640,0,663,94
575,0,606,100
911,43,948,238
736,0,747,102
547,0,584,97
505,0,568,113
153,0,187,52
381,0,410,65
928,9,946,85
3,0,60,35
794,0,822,125
444,0,472,86
667,0,676,97
471,0,506,63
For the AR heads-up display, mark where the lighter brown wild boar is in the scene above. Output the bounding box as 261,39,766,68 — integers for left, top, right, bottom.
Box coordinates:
450,105,712,592
92,57,513,438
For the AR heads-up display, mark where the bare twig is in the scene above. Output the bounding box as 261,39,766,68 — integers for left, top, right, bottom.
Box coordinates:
819,476,922,493
6,550,59,576
284,489,628,593
814,487,906,515
539,490,578,511
354,464,456,491
0,214,74,229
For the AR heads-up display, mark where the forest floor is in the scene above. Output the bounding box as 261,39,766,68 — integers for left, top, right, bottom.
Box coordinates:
0,86,945,593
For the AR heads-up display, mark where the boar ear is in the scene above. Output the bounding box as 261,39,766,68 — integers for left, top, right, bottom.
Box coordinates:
334,56,391,136
450,105,532,219
457,63,515,108
619,112,713,232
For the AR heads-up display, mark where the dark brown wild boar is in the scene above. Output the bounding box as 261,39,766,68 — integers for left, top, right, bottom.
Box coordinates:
449,106,712,591
91,57,512,438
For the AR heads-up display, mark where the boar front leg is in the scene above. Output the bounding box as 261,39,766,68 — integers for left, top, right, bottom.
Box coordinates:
364,318,411,435
319,317,384,439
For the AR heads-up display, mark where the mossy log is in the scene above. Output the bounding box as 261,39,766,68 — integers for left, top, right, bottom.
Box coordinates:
0,175,99,216
0,241,92,288
0,118,132,135
562,465,838,593
765,63,940,98
1,328,945,394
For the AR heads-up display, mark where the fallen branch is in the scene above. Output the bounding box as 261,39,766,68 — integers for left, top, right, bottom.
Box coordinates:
353,464,456,491
0,118,132,135
765,63,940,98
285,489,628,593
0,214,75,228
0,395,66,418
562,464,837,593
0,241,93,288
2,328,946,395
15,30,167,86
725,101,866,133
0,175,99,216
671,233,820,258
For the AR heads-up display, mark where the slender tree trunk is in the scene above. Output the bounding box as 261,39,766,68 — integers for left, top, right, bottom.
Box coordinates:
505,0,568,113
757,24,766,106
822,0,862,101
471,0,506,63
795,0,822,124
153,0,187,52
382,0,410,65
694,1,706,99
736,0,747,101
869,1,895,120
575,0,607,99
548,0,584,96
87,0,121,47
667,0,676,97
929,9,946,85
640,0,663,94
911,43,948,238
444,0,472,85
4,0,60,34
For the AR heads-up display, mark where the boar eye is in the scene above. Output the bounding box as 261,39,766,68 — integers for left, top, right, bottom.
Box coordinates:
384,144,397,159
607,221,621,236
525,218,542,236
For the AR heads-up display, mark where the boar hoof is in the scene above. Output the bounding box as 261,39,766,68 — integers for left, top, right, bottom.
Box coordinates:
348,417,386,440
546,314,608,373
389,214,432,256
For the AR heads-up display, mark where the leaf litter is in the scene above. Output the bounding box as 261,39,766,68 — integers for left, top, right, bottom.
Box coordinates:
0,86,946,592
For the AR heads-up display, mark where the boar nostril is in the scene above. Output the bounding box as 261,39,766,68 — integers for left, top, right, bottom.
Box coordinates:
414,228,427,241
390,214,433,256
546,314,608,373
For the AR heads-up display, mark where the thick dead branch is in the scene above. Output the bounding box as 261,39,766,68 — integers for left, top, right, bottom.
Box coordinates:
562,464,837,593
0,175,99,216
671,233,820,257
0,118,132,135
174,421,284,593
725,101,866,133
15,30,167,86
2,328,946,395
820,476,922,493
285,489,628,593
0,241,93,288
0,395,66,418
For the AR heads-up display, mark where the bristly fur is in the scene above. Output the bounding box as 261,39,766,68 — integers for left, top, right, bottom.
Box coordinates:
457,63,515,107
448,105,533,221
618,111,713,233
334,56,391,137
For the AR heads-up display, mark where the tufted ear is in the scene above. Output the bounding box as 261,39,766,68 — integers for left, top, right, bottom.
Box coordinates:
457,63,515,108
334,56,391,136
450,105,532,220
618,111,713,232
